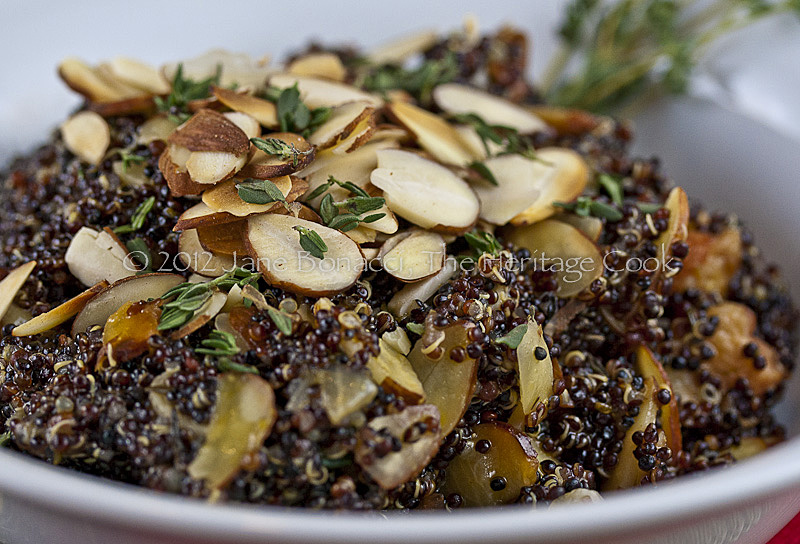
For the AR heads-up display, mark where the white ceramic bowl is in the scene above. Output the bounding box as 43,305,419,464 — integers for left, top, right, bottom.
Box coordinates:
2,2,799,543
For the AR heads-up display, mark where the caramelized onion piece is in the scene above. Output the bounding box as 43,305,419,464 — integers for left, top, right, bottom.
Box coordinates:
188,373,277,490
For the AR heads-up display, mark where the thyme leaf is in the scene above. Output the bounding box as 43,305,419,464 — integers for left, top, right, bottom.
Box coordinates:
293,226,328,259
496,324,528,349
236,178,288,206
114,196,155,234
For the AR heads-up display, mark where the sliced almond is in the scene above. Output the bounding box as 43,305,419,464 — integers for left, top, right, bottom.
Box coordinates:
381,230,445,282
433,83,549,134
367,338,426,404
368,30,438,65
269,73,382,109
171,290,228,339
240,132,315,179
382,327,412,355
287,52,346,82
223,111,260,140
108,57,170,95
371,148,479,234
178,230,237,278
71,273,184,336
12,281,109,337
245,214,364,296
655,187,689,270
474,148,589,226
454,124,505,160
202,176,307,217
112,160,150,189
0,262,37,323
186,150,248,184
635,345,682,455
504,219,603,297
385,101,477,166
345,225,377,245
196,221,249,256
58,58,137,103
169,109,250,154
517,318,554,422
527,105,600,136
174,202,240,232
330,118,376,155
308,101,375,149
388,257,459,317
363,200,399,235
60,111,111,166
554,212,603,242
212,86,278,128
65,227,136,287
89,95,156,117
355,404,441,490
163,50,273,90
158,145,207,197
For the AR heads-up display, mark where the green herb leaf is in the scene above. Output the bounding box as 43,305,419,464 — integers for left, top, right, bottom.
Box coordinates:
319,194,338,224
267,308,293,335
126,237,152,270
250,137,313,167
554,196,623,222
217,359,259,375
321,455,353,469
236,178,288,206
270,84,331,135
636,202,663,214
294,226,328,259
335,196,385,215
114,196,156,234
464,230,502,257
155,63,221,123
496,323,528,349
119,149,146,172
406,322,425,336
0,430,11,447
305,179,336,201
197,330,240,357
469,161,498,186
362,52,459,105
597,174,624,206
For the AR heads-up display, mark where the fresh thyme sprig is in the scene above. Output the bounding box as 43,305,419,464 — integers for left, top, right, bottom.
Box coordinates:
236,178,289,207
309,176,386,232
360,52,459,105
544,0,800,114
597,173,624,206
262,84,332,136
250,137,314,167
293,226,328,259
155,63,221,123
450,112,538,160
554,196,624,222
464,230,502,258
114,196,156,234
118,149,146,172
197,330,240,357
496,323,528,349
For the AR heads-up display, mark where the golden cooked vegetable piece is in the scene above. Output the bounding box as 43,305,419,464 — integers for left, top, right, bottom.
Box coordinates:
674,227,742,295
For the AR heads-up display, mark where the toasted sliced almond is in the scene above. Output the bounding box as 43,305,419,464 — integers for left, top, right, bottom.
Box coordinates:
388,257,459,317
58,58,137,103
355,404,441,490
223,111,260,140
504,219,603,297
108,57,170,95
288,52,346,82
245,214,364,296
158,146,207,197
368,30,438,65
112,160,150,189
381,230,445,282
89,95,155,117
434,83,548,134
174,202,240,232
186,150,248,184
554,212,603,242
330,119,376,155
363,200,399,235
171,290,228,339
0,262,37,323
169,109,250,154
12,281,109,337
655,187,689,269
60,111,111,166
517,318,554,421
473,148,589,226
386,101,477,166
371,149,479,234
71,273,184,336
635,345,682,455
178,230,237,278
527,105,600,136
163,50,273,90
213,86,278,128
202,176,307,217
196,221,249,256
345,225,377,245
308,101,375,149
240,132,315,179
269,73,383,109
65,227,136,287
367,339,426,404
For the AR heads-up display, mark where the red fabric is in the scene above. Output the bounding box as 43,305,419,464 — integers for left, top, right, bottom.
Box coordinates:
769,513,800,544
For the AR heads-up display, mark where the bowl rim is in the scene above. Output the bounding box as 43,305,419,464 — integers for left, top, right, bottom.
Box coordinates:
1,435,799,543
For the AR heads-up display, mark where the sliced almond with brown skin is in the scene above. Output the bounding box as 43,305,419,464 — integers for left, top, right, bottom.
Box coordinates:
472,148,589,226
0,261,37,323
504,219,603,298
169,109,250,154
245,214,364,296
158,146,207,197
89,95,155,117
388,257,459,317
526,105,600,136
65,227,136,287
202,176,307,217
213,86,278,128
108,57,170,95
355,404,441,490
178,229,237,278
381,230,445,282
269,73,383,109
174,202,240,232
71,273,184,336
223,111,260,140
433,83,549,134
330,118,376,155
196,221,249,256
240,132,315,179
367,338,426,404
308,101,375,149
288,52,346,82
12,281,109,337
386,101,477,166
61,111,111,165
371,149,479,234
368,30,438,65
171,290,228,340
